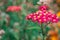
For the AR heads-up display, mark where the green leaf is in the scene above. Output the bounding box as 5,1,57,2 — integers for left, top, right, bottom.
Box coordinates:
32,0,39,5
26,27,40,30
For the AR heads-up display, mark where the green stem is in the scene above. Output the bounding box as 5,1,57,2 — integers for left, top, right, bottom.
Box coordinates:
17,11,22,19
40,23,45,40
23,21,28,40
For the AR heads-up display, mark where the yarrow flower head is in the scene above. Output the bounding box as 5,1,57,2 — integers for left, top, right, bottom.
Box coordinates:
26,11,59,23
38,5,48,10
26,5,59,23
6,6,22,12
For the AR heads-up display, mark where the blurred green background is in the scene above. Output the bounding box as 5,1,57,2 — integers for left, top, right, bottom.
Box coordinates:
0,0,60,40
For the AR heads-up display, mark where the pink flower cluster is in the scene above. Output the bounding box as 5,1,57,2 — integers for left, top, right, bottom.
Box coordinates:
26,10,59,23
6,6,21,12
38,5,48,10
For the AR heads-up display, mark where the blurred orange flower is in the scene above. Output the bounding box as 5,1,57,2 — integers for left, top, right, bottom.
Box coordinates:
57,22,60,28
47,30,58,40
56,0,60,4
48,30,58,36
56,11,60,17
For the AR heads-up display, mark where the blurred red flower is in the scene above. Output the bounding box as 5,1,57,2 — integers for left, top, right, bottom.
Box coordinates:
6,6,21,12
